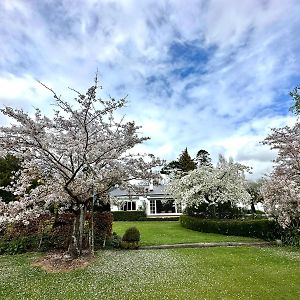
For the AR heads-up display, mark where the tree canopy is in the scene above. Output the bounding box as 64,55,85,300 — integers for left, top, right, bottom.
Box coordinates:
0,76,161,256
167,155,250,215
262,86,300,229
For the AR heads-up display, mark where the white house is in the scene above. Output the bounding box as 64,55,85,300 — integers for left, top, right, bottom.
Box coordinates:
110,183,183,217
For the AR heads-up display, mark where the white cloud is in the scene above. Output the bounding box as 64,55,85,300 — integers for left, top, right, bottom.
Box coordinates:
0,0,299,178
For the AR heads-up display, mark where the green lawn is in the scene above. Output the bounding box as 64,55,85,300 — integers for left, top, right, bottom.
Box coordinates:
0,247,299,299
113,221,262,245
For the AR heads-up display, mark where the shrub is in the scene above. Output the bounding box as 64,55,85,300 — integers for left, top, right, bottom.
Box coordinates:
106,232,122,249
184,202,244,219
0,212,113,254
112,211,146,221
139,217,180,221
121,227,140,249
0,236,39,255
280,227,300,247
180,215,278,240
120,241,140,250
122,227,140,242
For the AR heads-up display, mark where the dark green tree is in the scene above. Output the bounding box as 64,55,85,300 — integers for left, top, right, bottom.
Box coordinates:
160,160,181,175
178,148,196,172
289,86,300,115
160,148,196,175
0,154,21,203
195,149,212,168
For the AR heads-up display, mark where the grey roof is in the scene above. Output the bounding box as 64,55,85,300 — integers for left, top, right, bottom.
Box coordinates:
110,185,170,197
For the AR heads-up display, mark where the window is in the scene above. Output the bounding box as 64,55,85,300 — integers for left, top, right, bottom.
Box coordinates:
122,201,137,211
150,200,156,214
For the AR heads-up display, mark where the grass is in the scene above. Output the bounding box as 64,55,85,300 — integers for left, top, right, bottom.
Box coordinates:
0,247,299,299
113,221,262,245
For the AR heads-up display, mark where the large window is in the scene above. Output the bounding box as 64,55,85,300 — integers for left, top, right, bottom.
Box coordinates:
122,201,137,211
150,200,156,214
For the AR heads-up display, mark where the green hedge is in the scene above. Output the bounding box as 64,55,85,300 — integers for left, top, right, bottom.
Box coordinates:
0,212,113,255
180,215,278,240
112,211,146,221
140,217,180,222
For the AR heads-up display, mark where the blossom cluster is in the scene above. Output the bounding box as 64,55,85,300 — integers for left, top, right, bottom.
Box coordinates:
0,80,162,228
166,155,251,208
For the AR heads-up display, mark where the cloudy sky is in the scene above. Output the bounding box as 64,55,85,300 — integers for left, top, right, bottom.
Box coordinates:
0,0,299,179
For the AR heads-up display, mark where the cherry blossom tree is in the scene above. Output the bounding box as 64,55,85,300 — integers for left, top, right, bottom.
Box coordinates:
262,122,300,229
0,76,161,257
166,155,251,217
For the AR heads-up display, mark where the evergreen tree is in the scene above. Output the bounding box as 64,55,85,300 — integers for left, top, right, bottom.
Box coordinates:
178,148,196,172
160,148,196,175
195,149,212,168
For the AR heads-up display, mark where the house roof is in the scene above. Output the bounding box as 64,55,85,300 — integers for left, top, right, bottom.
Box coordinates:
110,185,169,197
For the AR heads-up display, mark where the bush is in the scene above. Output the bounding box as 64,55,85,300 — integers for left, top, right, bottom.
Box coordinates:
184,202,244,219
120,241,140,250
140,217,180,221
106,232,122,249
112,211,146,221
0,236,39,255
122,227,140,242
280,227,300,247
121,227,140,249
180,215,278,240
0,212,113,254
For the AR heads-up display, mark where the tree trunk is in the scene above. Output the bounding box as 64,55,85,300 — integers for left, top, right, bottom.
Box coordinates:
68,212,80,258
78,204,86,255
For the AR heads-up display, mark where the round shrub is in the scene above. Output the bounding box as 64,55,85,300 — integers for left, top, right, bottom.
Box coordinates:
122,227,140,242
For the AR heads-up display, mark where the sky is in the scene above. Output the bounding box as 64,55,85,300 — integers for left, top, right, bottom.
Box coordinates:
0,0,299,179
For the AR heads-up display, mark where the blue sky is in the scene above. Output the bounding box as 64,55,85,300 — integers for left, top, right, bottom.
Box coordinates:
0,0,300,178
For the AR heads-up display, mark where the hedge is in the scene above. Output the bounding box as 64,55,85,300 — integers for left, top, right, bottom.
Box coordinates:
180,215,278,240
112,211,180,221
0,212,113,254
112,211,146,221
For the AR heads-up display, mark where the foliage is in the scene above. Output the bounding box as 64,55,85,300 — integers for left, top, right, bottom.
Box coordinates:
0,212,113,254
180,215,278,240
280,227,300,247
177,148,196,173
195,149,212,168
167,155,251,217
0,154,21,203
0,76,161,257
289,85,300,115
120,226,140,249
184,201,244,219
112,211,146,221
161,148,195,175
106,232,122,248
261,88,300,230
245,179,264,213
122,227,140,242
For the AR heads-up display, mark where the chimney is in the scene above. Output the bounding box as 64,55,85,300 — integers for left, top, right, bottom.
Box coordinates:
149,179,154,191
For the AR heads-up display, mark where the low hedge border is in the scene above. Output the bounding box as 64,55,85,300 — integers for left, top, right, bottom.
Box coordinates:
112,211,179,221
180,215,278,240
112,211,146,221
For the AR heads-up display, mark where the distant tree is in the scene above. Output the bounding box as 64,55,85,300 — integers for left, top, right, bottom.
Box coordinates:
195,149,212,168
245,179,264,214
167,155,250,218
160,160,181,175
0,154,20,203
178,148,196,173
289,86,300,115
160,148,195,175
